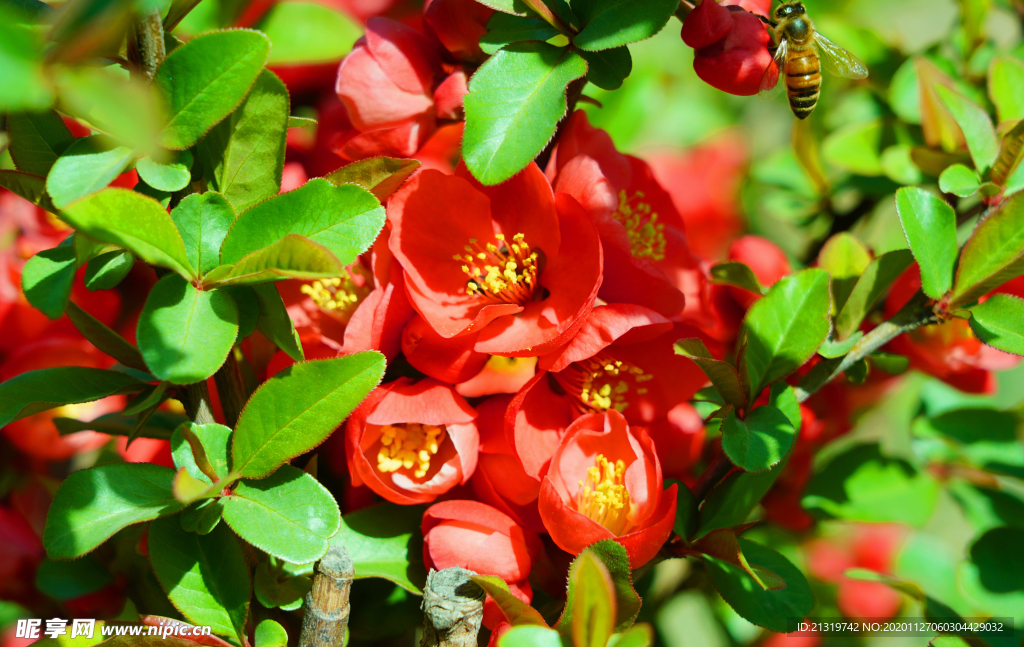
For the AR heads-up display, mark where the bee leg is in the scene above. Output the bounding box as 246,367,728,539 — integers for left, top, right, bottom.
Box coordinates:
756,14,778,27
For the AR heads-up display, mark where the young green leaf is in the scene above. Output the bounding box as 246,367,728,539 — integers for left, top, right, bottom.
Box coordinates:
607,625,653,647
65,302,147,370
471,575,548,626
21,244,76,319
196,70,289,213
254,619,288,647
988,56,1024,123
148,516,250,643
6,110,75,176
567,551,615,647
0,12,52,112
0,366,146,427
137,274,240,384
991,120,1024,187
674,338,746,410
252,283,304,362
720,405,796,473
578,46,632,91
84,250,135,291
498,626,563,647
173,466,213,504
254,562,311,610
46,135,135,209
968,293,1024,355
571,0,677,51
169,192,236,278
695,460,788,540
703,539,813,632
835,249,914,340
556,540,640,633
479,12,559,55
817,233,871,314
136,150,193,192
59,188,195,279
0,169,55,211
124,382,169,416
463,42,587,186
221,465,341,564
818,330,863,359
53,66,165,152
949,190,1024,308
43,463,184,559
935,85,998,174
709,261,764,296
895,187,957,299
220,179,384,268
324,156,422,202
171,422,233,484
939,163,981,197
180,498,224,535
155,29,271,150
740,268,831,401
257,2,361,65
211,235,345,287
231,352,385,479
330,502,427,594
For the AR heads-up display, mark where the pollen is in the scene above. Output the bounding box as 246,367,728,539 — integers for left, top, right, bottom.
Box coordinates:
376,423,446,479
555,353,652,415
614,190,666,261
300,265,371,322
457,232,540,304
576,454,635,535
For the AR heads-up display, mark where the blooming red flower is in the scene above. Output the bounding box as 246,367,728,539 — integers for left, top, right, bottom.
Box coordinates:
422,499,541,627
538,410,676,568
387,163,603,356
681,0,774,96
345,377,479,504
423,0,493,64
547,111,706,320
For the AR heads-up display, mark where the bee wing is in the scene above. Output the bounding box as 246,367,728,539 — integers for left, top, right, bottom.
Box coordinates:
813,33,868,80
758,38,788,101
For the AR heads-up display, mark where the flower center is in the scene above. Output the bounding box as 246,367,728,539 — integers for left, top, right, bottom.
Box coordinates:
300,266,371,323
376,423,446,479
614,190,665,261
555,353,653,414
576,454,634,535
453,233,540,304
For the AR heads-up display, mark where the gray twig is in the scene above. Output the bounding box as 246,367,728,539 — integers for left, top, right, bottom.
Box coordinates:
420,568,485,647
299,544,355,647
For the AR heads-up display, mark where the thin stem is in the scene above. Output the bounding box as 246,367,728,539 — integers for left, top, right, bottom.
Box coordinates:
692,452,732,501
299,544,354,647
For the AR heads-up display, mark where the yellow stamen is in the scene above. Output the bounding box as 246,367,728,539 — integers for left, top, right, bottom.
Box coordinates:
375,423,446,479
554,353,651,414
299,266,371,323
458,232,540,304
576,454,634,535
614,190,666,261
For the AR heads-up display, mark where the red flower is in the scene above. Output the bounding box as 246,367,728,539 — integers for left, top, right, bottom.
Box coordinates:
547,111,705,320
345,377,479,504
423,0,493,64
538,410,676,568
387,163,603,356
422,499,541,627
681,0,774,97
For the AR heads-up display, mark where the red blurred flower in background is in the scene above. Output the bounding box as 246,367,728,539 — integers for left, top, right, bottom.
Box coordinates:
681,0,774,97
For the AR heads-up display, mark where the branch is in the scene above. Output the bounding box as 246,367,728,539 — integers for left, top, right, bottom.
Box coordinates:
212,350,248,428
420,568,485,647
299,544,354,647
182,381,217,425
133,10,165,81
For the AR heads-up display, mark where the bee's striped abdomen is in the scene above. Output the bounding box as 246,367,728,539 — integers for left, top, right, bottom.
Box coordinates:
785,47,820,119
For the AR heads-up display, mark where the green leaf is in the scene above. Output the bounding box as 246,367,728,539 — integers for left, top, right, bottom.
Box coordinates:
935,85,998,174
59,188,195,279
22,243,76,319
578,46,631,91
84,250,134,291
473,0,528,14
564,551,614,647
66,302,147,371
257,2,361,65
252,283,304,362
740,269,830,401
0,169,55,211
255,619,288,647
948,481,1024,533
134,178,172,208
54,66,164,152
867,351,909,375
173,466,212,504
710,262,764,296
463,42,587,186
607,625,653,647
6,110,75,176
668,479,698,540
895,187,957,299
137,274,239,384
211,235,345,287
0,13,53,112
221,465,341,564
674,338,745,410
55,411,184,440
46,135,134,209
988,56,1024,123
968,526,1024,595
703,539,813,632
196,70,289,214
968,293,1024,355
171,422,232,484
324,156,421,202
992,122,1024,189
720,405,796,473
221,286,260,339
155,29,271,150
220,178,384,268
0,366,145,427
231,353,385,479
124,381,169,416
35,555,112,600
180,498,224,535
949,190,1024,308
330,502,427,594
148,516,250,643
136,150,193,192
480,12,559,55
939,163,981,197
470,574,547,626
169,192,236,278
818,330,863,359
254,561,311,610
822,119,884,176
817,233,871,314
287,116,316,129
693,529,785,591
768,382,800,430
565,540,641,632
835,249,914,340
695,460,787,539
499,626,563,647
43,463,184,559
571,0,677,51
802,443,939,525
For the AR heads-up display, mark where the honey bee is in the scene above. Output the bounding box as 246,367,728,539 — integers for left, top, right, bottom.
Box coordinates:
759,1,869,119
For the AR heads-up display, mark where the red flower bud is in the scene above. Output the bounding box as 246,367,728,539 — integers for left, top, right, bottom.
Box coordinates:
681,1,774,97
